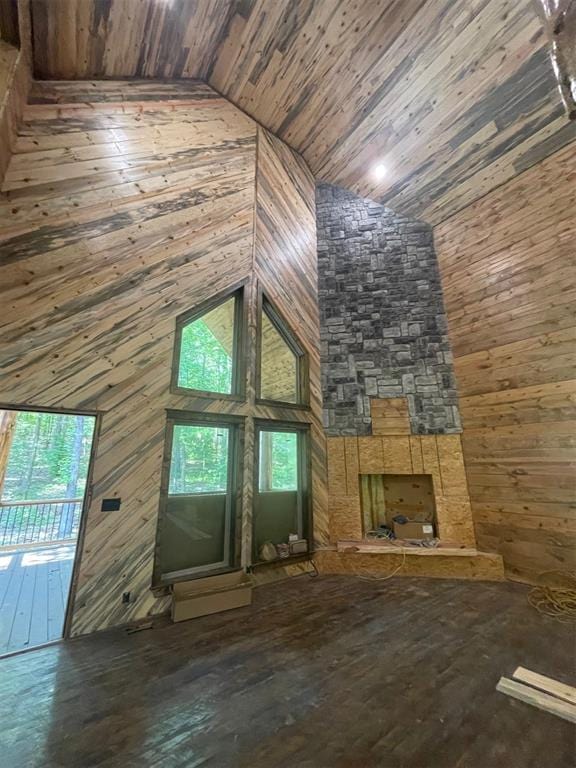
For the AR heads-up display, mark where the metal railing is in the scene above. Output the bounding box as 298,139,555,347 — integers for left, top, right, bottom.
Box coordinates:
0,498,83,548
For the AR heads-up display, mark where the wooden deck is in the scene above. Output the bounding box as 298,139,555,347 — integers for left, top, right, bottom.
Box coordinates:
0,543,75,656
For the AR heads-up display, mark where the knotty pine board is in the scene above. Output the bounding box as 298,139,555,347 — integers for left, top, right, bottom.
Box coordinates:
31,0,235,80
0,80,326,635
250,125,327,571
28,0,576,224
434,141,576,585
0,38,29,185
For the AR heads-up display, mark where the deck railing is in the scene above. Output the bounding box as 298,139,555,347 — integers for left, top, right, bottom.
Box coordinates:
0,498,83,548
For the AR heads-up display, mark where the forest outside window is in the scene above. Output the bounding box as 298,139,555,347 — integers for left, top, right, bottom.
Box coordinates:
173,287,244,398
258,296,308,406
155,415,242,583
253,423,311,564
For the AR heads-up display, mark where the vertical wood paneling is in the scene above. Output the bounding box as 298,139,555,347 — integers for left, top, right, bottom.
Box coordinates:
326,437,346,498
344,437,360,498
358,436,384,475
420,436,443,496
31,0,235,80
434,141,576,584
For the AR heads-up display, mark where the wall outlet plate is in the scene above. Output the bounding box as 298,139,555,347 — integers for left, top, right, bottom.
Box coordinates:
102,498,121,512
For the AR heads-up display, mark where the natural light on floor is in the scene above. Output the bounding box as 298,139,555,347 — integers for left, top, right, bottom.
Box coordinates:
20,546,75,567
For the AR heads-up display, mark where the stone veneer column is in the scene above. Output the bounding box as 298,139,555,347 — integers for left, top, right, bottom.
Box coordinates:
316,183,461,436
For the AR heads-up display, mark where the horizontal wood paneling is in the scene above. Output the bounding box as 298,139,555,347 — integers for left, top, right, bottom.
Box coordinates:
315,549,504,582
434,141,576,585
0,79,324,635
371,397,411,436
28,0,576,224
0,80,256,634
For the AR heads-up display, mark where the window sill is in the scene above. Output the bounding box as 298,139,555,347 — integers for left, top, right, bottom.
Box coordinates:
255,398,311,411
156,565,243,589
249,552,312,569
169,388,247,403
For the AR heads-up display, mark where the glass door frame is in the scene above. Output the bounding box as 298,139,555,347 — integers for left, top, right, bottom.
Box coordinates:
252,419,312,563
0,402,101,649
153,410,245,586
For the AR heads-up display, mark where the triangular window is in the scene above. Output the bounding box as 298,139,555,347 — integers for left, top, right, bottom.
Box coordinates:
258,295,307,405
173,288,244,398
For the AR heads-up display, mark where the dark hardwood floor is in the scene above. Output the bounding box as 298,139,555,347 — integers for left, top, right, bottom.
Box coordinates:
0,575,574,768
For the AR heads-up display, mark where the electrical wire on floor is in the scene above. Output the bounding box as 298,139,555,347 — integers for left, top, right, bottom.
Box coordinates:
528,570,576,622
348,548,407,581
310,544,407,581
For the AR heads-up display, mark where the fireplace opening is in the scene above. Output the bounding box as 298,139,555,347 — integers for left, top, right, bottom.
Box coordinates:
360,474,437,542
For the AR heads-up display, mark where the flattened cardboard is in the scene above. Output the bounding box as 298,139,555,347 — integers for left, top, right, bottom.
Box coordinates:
172,571,253,622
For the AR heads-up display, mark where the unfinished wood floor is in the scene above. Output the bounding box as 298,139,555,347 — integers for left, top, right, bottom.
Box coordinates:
0,575,574,768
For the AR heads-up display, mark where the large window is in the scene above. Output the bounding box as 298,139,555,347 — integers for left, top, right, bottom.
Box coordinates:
155,415,242,583
258,296,308,406
172,287,244,398
258,431,298,492
253,423,310,563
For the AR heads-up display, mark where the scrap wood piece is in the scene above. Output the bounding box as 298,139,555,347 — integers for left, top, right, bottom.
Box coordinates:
496,676,576,723
513,666,576,706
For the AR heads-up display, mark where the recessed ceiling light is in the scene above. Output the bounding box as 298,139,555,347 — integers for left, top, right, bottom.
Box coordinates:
373,163,387,180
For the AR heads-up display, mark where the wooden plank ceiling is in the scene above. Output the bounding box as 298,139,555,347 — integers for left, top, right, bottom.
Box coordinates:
29,0,576,224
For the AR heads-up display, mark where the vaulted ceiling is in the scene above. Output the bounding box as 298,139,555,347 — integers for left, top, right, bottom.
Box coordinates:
30,0,576,224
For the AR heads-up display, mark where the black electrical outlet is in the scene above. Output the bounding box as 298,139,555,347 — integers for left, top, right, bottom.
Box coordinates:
101,498,121,512
122,592,131,604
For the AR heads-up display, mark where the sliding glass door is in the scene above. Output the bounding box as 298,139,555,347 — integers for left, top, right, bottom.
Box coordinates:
253,423,310,563
155,415,242,583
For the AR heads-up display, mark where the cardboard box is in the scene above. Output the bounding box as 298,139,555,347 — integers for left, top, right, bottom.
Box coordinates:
171,570,252,622
393,520,435,540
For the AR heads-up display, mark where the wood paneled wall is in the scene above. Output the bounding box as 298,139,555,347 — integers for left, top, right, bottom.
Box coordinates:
434,141,576,584
0,80,325,634
253,128,328,550
0,0,30,184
